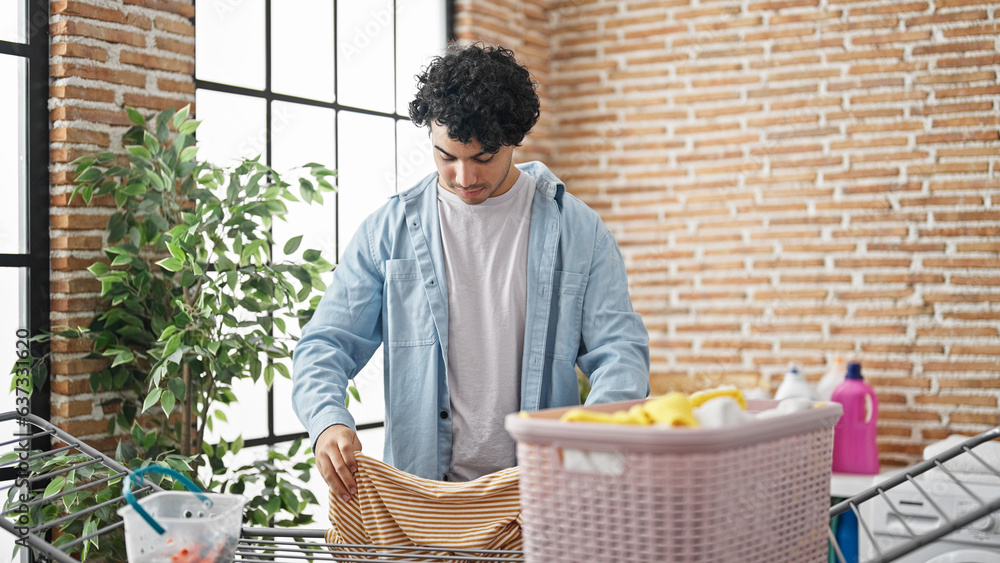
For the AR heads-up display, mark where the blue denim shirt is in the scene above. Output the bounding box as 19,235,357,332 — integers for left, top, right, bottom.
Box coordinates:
292,161,650,480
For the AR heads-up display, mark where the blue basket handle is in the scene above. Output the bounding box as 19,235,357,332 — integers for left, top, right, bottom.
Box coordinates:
123,465,212,535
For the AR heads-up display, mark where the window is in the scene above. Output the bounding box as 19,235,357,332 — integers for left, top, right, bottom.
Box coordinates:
0,0,49,557
194,0,448,515
0,0,49,424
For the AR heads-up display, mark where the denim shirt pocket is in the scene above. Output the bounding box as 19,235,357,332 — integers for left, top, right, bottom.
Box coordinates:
385,259,437,347
550,270,588,361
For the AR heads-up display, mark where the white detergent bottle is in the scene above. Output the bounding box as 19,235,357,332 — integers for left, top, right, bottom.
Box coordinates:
816,356,848,402
774,363,813,400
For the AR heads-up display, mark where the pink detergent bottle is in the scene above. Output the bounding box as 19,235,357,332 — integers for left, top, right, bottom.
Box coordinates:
831,362,880,474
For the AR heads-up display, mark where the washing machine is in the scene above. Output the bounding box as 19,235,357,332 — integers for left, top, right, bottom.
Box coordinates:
859,473,1000,562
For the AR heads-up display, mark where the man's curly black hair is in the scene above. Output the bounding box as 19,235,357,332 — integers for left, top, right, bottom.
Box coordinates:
409,43,540,154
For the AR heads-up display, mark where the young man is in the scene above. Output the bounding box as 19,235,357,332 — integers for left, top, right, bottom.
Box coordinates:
292,44,649,501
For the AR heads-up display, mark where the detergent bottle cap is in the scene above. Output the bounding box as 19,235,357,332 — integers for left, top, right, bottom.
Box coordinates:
846,362,863,380
774,363,812,400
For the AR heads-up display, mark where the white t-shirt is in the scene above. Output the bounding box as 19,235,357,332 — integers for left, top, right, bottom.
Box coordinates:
437,170,536,481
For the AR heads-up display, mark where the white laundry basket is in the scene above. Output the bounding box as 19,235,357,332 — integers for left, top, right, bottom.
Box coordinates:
117,466,246,563
506,399,842,563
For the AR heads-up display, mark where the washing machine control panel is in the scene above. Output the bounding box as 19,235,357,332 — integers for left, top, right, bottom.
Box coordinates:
860,475,1000,561
960,501,998,534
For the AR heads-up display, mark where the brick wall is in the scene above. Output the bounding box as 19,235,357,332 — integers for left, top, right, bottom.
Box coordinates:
458,0,1000,467
454,0,554,164
48,0,194,451
42,1,998,466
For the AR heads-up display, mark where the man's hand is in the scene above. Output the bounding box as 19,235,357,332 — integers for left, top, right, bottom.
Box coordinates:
315,424,363,502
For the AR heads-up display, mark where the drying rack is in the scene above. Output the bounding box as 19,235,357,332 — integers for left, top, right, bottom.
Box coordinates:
828,425,1000,563
237,529,522,562
0,411,523,562
1,409,997,563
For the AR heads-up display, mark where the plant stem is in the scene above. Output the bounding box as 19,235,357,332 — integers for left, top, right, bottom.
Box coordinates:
195,375,215,458
182,362,192,456
181,281,196,457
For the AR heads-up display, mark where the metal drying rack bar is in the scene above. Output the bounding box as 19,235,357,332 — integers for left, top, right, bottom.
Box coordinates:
0,411,148,563
829,426,1000,563
237,528,523,561
0,411,523,563
2,410,998,562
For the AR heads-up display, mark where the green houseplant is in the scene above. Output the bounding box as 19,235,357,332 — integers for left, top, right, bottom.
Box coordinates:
13,105,338,558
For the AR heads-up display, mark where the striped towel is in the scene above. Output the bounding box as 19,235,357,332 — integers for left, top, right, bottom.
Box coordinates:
326,453,522,557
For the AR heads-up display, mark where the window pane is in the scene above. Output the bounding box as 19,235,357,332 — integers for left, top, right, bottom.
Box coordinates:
337,112,396,257
272,360,388,438
203,367,270,444
270,101,336,439
195,0,265,89
396,0,446,115
396,119,435,191
274,351,386,433
272,362,299,436
0,54,25,253
357,426,385,461
211,443,322,524
194,89,267,166
197,273,269,444
271,101,336,263
190,1,448,463
337,0,395,112
0,0,25,43
272,1,334,103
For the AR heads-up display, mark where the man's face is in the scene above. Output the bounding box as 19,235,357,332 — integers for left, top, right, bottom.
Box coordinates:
430,122,518,205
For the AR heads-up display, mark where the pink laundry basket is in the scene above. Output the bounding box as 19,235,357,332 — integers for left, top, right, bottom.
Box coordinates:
505,399,842,563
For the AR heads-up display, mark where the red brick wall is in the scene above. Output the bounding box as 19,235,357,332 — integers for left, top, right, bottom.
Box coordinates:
45,1,998,467
49,0,194,450
458,1,1000,467
454,0,554,164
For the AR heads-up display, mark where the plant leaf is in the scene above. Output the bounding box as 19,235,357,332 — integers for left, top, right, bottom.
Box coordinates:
125,107,145,126
273,362,290,380
142,387,163,413
160,389,175,416
44,476,66,499
88,262,109,276
166,242,185,260
111,252,131,267
143,130,161,154
282,235,303,255
75,167,102,184
172,105,190,129
126,145,151,159
163,333,182,360
156,256,184,272
111,349,134,367
168,377,187,403
179,145,198,163
178,119,201,136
